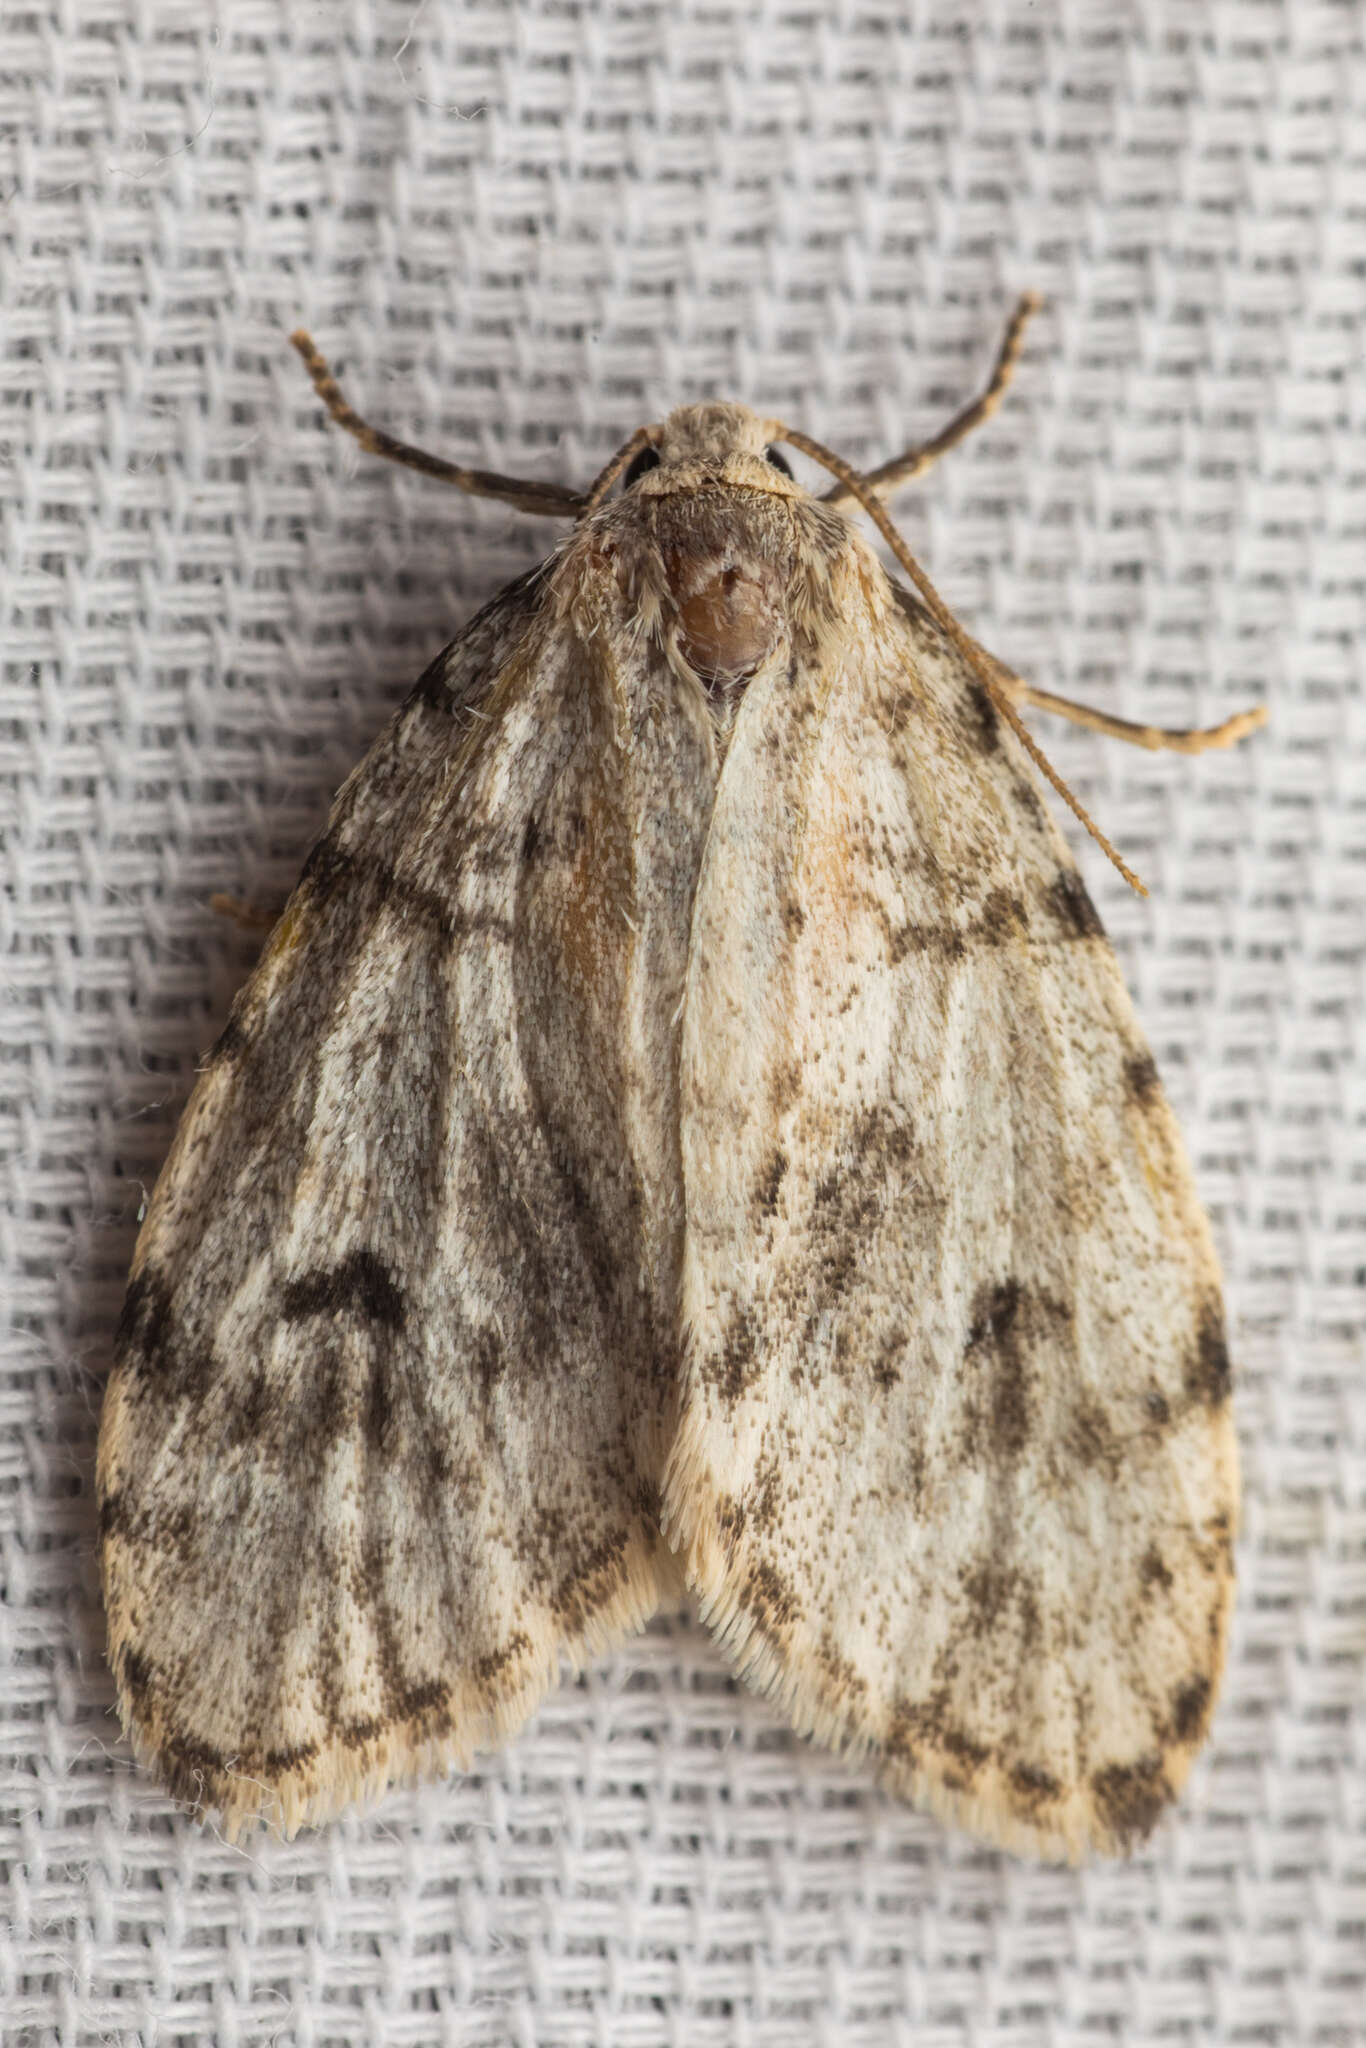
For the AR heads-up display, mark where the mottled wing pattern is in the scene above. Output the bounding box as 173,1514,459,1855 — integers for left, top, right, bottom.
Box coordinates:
99,563,715,1836
668,584,1238,1862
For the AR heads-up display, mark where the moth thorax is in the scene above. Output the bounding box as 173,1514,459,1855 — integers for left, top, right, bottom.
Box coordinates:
662,544,784,692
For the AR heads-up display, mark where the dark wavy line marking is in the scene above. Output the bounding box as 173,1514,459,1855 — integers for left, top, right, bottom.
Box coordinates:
280,1248,407,1329
299,832,517,946
157,1676,460,1804
877,870,1110,963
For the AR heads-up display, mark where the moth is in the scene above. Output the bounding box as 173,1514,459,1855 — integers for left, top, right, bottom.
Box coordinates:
98,300,1263,1861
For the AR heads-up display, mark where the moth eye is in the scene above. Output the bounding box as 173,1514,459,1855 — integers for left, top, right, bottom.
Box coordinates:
623,446,662,488
764,446,793,476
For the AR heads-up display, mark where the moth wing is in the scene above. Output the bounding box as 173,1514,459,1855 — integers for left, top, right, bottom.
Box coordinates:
99,566,712,1835
668,582,1238,1862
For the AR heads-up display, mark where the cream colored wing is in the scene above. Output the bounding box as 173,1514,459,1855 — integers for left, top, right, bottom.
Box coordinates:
667,584,1238,1863
99,562,718,1836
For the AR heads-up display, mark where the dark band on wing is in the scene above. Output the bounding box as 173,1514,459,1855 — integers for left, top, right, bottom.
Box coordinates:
868,871,1110,963
101,1484,198,1558
133,1615,538,1813
299,832,518,945
280,1248,406,1329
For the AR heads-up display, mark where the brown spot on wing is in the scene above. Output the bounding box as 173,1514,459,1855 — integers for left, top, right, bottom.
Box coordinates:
470,1324,507,1394
885,1690,992,1785
205,1012,249,1067
115,1269,174,1370
298,830,350,901
958,1558,1043,1660
1049,868,1106,942
544,790,632,1003
708,1304,760,1403
815,1633,868,1702
1091,1755,1171,1850
1167,1674,1212,1745
1139,1543,1174,1595
884,1696,920,1766
977,885,1029,948
960,1558,1019,1632
769,1058,803,1114
1066,1392,1124,1475
117,1644,155,1714
794,1117,922,1356
962,676,1002,755
1008,1759,1062,1811
715,1494,746,1544
101,1486,198,1559
1124,1051,1162,1105
885,917,966,965
754,1147,789,1218
963,1279,1031,1462
1185,1295,1232,1407
383,1677,451,1725
548,1529,631,1633
940,1724,991,1784
472,1631,534,1686
871,1324,907,1391
742,1558,801,1641
962,1279,1075,1464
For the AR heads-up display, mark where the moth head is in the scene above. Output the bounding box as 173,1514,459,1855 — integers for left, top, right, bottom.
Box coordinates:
594,406,809,703
620,403,799,500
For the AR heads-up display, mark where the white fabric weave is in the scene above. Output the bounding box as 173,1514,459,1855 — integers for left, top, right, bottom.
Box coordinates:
3,1,1364,2041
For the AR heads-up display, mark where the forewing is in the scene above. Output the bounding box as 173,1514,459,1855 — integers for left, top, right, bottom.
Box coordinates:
99,563,716,1835
668,582,1238,1862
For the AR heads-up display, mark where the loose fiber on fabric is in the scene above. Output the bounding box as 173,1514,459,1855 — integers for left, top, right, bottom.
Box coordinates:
2,2,1364,2043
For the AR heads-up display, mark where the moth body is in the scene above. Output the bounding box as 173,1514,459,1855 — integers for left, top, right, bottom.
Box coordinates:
98,361,1243,1861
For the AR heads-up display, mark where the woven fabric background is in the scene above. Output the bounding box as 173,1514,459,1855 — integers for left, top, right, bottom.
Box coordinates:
3,1,1364,2041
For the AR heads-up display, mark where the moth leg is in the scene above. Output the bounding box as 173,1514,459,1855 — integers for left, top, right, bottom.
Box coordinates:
289,330,585,519
822,292,1042,508
984,658,1268,755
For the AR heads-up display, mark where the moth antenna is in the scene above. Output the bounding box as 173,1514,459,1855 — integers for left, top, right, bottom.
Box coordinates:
824,292,1044,506
580,428,658,515
289,330,586,519
780,425,1148,897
